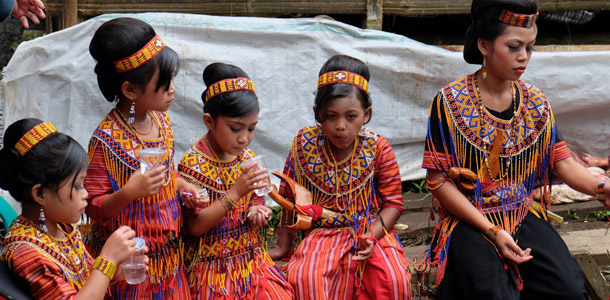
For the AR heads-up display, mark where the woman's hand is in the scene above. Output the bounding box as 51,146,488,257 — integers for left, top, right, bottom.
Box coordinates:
248,205,271,229
352,235,376,261
230,163,269,199
123,165,166,200
98,226,137,267
494,230,533,264
601,183,610,208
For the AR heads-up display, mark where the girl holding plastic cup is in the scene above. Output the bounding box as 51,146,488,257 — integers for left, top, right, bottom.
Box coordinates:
178,62,293,299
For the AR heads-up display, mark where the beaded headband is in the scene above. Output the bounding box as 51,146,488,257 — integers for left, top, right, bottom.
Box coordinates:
499,9,538,28
113,35,166,73
204,77,256,103
14,122,57,156
317,71,368,93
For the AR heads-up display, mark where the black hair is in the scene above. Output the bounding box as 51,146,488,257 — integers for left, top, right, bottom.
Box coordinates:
464,0,538,64
89,17,180,102
314,55,372,124
0,119,88,204
201,62,259,118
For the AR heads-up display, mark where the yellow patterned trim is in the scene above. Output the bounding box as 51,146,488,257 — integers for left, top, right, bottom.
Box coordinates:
204,77,255,103
92,256,116,280
113,34,166,73
317,70,368,93
14,122,57,156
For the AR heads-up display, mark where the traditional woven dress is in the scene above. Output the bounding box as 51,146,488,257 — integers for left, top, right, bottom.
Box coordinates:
178,139,293,300
1,216,92,300
281,125,411,300
84,109,190,299
422,74,586,299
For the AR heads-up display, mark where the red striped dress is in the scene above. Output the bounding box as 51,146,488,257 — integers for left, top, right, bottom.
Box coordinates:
84,109,190,299
178,139,294,300
1,216,93,300
280,125,411,300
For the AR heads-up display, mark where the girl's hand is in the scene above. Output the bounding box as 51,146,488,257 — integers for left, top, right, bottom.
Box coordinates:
180,183,209,212
231,164,269,199
98,226,137,267
352,235,376,261
248,205,271,229
494,230,533,264
113,246,150,281
123,165,166,200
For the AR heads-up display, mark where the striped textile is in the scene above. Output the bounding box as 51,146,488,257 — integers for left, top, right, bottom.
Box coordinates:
280,125,410,300
1,216,93,300
83,109,189,299
178,139,294,300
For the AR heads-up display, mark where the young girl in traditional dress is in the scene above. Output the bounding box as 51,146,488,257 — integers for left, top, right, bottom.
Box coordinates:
0,118,142,300
85,17,201,299
422,0,610,299
269,55,411,299
178,62,293,300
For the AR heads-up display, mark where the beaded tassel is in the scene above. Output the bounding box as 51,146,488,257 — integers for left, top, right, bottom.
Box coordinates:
128,101,136,124
482,56,487,79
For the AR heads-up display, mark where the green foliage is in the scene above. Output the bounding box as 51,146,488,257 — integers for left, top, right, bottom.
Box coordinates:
566,209,580,221
402,178,429,194
586,209,610,221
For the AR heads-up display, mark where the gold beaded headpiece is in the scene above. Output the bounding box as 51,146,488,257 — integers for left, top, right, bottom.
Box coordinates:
14,122,57,156
498,10,538,28
113,34,166,73
204,77,256,104
317,71,368,93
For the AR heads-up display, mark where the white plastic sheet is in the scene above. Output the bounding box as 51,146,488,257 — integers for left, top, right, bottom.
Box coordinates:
2,12,610,183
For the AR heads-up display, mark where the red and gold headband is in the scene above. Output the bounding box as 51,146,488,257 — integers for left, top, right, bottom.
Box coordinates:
204,77,256,103
499,9,538,28
113,35,166,73
14,122,57,156
317,71,368,93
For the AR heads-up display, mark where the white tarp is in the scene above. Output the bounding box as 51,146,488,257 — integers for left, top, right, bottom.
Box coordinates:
2,12,610,183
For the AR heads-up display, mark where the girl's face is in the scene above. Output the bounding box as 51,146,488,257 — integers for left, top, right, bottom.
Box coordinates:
42,169,88,225
318,93,371,153
481,25,537,81
205,111,259,159
136,69,176,112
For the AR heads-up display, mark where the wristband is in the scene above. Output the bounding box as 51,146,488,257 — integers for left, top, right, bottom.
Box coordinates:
484,225,502,241
92,256,117,280
220,193,237,210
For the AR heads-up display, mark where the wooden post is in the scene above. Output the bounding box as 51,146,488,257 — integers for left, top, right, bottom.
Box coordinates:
365,0,383,30
62,0,78,29
573,252,610,300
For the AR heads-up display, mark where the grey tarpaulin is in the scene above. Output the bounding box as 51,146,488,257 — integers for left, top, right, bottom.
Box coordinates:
2,13,610,186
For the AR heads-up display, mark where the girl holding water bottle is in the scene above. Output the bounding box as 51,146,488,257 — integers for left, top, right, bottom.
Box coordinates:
178,62,293,299
85,17,200,299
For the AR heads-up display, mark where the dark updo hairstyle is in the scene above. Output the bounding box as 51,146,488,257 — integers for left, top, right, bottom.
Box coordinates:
89,17,180,102
314,55,372,124
464,0,538,64
201,62,259,118
0,119,88,204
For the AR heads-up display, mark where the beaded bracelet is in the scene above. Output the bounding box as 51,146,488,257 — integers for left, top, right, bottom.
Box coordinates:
92,257,116,280
220,193,237,210
484,225,502,241
426,176,447,191
595,182,606,201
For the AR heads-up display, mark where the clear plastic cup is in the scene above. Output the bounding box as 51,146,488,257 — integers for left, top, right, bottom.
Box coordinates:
240,155,272,196
138,148,165,174
123,237,146,285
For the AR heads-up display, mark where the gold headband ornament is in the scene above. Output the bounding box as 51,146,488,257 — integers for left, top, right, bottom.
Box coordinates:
317,71,368,93
499,9,538,28
204,77,256,103
113,35,166,73
14,122,57,156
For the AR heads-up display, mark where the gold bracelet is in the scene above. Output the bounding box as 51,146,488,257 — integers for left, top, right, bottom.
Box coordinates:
92,256,116,280
220,193,236,210
484,225,502,241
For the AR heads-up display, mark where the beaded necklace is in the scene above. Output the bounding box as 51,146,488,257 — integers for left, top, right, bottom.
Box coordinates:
473,74,519,182
323,137,357,213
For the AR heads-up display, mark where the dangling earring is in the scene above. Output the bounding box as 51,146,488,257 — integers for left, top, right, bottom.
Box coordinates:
39,206,48,232
482,56,488,79
128,101,135,124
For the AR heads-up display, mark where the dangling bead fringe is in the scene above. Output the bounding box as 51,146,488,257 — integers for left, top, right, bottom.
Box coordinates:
128,101,136,124
482,56,487,79
39,206,48,232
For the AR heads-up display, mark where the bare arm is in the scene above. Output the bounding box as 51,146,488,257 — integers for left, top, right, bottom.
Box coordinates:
555,157,610,208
